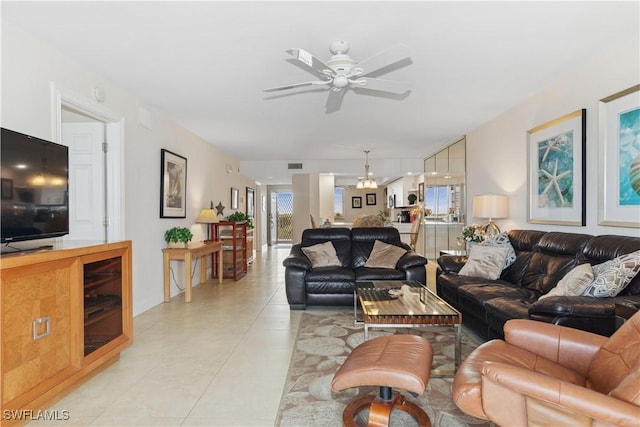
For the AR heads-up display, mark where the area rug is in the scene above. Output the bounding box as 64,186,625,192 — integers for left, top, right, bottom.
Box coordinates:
275,310,494,427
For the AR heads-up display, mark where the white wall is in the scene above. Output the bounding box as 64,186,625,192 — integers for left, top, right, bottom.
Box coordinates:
1,21,256,315
466,36,639,238
291,174,320,243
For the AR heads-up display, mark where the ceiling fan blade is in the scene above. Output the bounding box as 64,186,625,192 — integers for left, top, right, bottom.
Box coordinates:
264,80,330,92
356,44,411,76
353,77,410,94
325,88,345,113
286,48,334,77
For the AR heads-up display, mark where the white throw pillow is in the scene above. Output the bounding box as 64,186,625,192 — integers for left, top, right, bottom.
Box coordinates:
302,241,341,268
538,263,594,300
582,250,640,298
478,232,517,269
459,245,509,280
364,240,407,269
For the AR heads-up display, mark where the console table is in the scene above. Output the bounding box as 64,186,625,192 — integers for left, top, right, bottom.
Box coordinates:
162,241,223,303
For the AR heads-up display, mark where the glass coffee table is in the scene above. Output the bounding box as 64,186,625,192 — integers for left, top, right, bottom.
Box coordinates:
354,280,462,376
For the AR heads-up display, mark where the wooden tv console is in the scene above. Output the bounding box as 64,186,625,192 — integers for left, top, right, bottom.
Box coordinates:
0,241,133,426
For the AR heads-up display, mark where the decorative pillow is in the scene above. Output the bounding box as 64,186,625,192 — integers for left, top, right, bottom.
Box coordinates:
538,263,594,300
301,241,341,268
478,232,516,269
364,240,407,269
458,246,509,280
582,250,640,298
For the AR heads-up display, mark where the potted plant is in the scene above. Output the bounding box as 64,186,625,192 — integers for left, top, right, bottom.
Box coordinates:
164,226,193,248
226,211,253,229
408,193,418,205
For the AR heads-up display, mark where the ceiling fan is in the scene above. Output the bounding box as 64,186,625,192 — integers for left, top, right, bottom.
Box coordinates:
264,40,411,113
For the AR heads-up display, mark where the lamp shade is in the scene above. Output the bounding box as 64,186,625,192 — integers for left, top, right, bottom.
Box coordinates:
472,194,508,219
195,208,218,224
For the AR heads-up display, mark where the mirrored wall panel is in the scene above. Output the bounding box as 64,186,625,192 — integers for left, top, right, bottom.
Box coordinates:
422,137,466,259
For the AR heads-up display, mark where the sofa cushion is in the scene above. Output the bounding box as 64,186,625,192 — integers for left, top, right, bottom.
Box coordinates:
306,279,355,295
581,235,640,296
301,227,352,267
459,246,509,280
479,232,516,269
519,232,591,294
500,230,548,284
305,266,355,282
351,227,407,267
364,240,407,269
459,283,540,306
538,263,594,300
582,250,640,297
355,267,406,281
302,241,341,268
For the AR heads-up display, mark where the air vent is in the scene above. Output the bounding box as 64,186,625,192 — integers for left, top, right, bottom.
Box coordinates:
288,163,303,170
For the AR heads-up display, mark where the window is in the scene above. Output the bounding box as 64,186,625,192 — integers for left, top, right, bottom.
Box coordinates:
334,187,344,220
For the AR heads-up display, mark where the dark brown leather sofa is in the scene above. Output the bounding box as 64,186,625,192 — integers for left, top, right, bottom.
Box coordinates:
283,227,427,309
437,230,640,340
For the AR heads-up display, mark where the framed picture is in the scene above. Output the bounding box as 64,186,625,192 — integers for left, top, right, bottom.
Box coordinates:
231,187,239,210
366,193,376,206
352,196,362,209
1,178,13,200
598,84,640,227
388,195,394,208
527,109,586,226
418,182,424,202
160,149,187,218
246,187,255,218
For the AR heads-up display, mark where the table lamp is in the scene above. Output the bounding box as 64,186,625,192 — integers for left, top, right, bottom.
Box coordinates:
196,203,218,242
472,194,508,237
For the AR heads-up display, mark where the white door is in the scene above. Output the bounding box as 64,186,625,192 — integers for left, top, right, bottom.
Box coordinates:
62,122,106,241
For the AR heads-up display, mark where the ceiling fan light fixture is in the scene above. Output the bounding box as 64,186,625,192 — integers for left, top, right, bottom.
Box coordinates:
265,41,411,112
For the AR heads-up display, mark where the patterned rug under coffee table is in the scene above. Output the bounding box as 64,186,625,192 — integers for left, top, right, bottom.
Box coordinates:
276,310,494,427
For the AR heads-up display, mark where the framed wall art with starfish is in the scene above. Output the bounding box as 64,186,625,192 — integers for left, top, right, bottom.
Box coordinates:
598,84,640,228
527,109,586,226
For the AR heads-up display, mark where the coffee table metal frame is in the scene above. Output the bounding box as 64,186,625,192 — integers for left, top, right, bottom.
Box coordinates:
354,280,462,377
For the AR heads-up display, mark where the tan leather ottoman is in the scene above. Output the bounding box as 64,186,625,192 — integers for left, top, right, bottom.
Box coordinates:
331,334,433,427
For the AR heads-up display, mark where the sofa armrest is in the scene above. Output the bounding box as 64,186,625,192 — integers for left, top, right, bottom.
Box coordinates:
396,251,427,270
282,244,313,270
504,319,607,376
482,362,640,426
529,296,616,318
437,255,468,274
529,296,618,336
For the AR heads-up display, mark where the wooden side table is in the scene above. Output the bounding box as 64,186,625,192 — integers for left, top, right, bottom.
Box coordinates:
162,241,223,303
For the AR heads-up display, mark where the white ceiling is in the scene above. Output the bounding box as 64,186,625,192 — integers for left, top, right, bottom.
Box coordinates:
3,1,638,186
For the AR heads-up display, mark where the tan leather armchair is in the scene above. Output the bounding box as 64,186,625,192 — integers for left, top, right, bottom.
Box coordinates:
452,311,640,426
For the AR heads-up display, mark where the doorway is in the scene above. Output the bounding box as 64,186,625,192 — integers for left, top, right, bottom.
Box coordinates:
267,186,293,245
52,84,124,241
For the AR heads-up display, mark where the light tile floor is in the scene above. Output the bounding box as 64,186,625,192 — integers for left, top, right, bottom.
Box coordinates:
29,246,438,427
29,245,300,427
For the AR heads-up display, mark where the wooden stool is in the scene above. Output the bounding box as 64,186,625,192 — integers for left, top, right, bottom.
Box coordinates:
331,335,433,427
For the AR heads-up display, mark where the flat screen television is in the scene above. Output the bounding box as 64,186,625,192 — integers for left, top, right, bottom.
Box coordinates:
1,127,69,243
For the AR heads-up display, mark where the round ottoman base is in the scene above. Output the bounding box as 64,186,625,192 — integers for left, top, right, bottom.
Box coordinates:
342,391,432,427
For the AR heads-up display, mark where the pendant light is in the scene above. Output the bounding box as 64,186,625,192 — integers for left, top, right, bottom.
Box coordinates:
356,150,378,189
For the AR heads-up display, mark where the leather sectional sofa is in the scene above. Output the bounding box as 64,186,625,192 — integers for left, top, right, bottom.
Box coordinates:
437,230,640,340
283,227,427,309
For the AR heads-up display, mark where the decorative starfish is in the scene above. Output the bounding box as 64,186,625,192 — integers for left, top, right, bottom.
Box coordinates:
538,135,565,163
540,159,571,204
215,201,225,217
